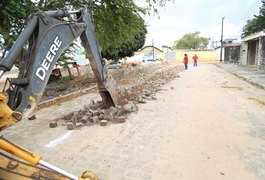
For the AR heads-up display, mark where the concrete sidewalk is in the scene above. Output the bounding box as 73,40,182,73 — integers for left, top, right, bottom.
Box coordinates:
215,63,265,90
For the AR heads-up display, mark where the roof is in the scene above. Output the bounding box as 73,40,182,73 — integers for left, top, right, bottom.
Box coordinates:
223,43,241,47
139,46,163,52
242,31,265,42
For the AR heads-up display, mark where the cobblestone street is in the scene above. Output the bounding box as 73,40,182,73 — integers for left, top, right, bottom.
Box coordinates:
2,63,265,180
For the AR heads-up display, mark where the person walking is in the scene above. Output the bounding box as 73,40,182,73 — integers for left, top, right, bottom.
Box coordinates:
183,54,188,70
192,54,198,67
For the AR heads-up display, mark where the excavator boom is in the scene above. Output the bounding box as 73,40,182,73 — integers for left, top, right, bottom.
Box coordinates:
0,7,117,122
0,7,119,179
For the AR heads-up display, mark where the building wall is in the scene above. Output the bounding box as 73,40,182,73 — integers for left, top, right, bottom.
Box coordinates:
224,46,240,63
258,36,265,69
174,50,218,63
239,42,248,65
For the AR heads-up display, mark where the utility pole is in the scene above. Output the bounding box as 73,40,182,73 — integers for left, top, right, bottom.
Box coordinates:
220,17,225,62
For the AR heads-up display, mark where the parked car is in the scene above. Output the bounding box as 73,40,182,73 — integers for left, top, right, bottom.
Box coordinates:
108,61,122,69
142,59,161,65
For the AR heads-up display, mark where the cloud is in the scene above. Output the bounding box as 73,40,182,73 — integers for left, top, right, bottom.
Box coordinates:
141,0,261,48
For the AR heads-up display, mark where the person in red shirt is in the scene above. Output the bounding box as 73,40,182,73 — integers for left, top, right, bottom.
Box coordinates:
192,54,198,67
183,54,188,70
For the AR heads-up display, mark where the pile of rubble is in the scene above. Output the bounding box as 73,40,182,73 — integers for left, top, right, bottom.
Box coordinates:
49,100,138,130
49,66,182,130
119,67,181,104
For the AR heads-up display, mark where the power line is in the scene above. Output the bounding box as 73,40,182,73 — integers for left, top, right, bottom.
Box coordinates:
239,0,261,23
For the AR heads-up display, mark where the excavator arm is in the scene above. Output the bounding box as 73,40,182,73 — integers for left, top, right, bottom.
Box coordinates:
0,7,117,128
0,7,119,179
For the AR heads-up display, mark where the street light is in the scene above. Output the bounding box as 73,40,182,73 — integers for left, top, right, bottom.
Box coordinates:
220,17,225,62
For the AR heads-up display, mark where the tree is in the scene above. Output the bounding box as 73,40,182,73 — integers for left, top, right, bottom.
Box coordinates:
0,0,37,57
242,1,265,37
0,0,171,61
101,12,147,59
173,31,209,49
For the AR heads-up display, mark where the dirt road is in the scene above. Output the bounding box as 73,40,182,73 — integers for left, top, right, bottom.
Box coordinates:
2,63,265,180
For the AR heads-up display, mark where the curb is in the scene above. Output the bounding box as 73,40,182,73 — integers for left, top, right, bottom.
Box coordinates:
214,64,265,90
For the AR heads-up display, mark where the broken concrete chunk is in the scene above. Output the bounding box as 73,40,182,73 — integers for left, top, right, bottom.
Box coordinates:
67,122,75,130
100,120,108,126
49,121,57,128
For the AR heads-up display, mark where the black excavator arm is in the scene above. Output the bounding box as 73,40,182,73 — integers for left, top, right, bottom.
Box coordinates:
0,7,118,126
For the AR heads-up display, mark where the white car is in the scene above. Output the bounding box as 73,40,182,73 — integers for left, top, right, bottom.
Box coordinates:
142,59,161,64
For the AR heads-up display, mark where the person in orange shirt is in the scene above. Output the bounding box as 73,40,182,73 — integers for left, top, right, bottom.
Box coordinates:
183,54,188,70
192,54,198,67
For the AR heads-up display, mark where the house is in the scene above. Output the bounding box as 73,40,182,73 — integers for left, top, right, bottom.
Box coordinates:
215,39,240,62
223,42,241,63
136,45,164,60
240,31,265,69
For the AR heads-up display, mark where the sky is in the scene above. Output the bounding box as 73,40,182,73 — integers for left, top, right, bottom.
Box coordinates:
136,0,262,48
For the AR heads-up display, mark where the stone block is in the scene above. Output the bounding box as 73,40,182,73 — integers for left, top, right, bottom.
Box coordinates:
138,97,146,103
49,121,57,128
104,113,114,121
91,116,99,123
81,116,89,124
115,117,126,123
84,104,90,109
131,104,138,112
109,106,118,115
90,99,95,105
75,122,83,127
64,113,73,120
67,122,75,130
124,103,133,113
146,97,152,101
85,112,93,117
115,109,123,117
100,120,108,126
92,110,100,116
99,114,105,120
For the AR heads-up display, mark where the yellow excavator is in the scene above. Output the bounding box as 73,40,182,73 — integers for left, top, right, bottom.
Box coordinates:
0,7,118,179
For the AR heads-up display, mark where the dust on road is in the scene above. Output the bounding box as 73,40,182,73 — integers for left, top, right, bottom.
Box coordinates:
2,63,265,180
